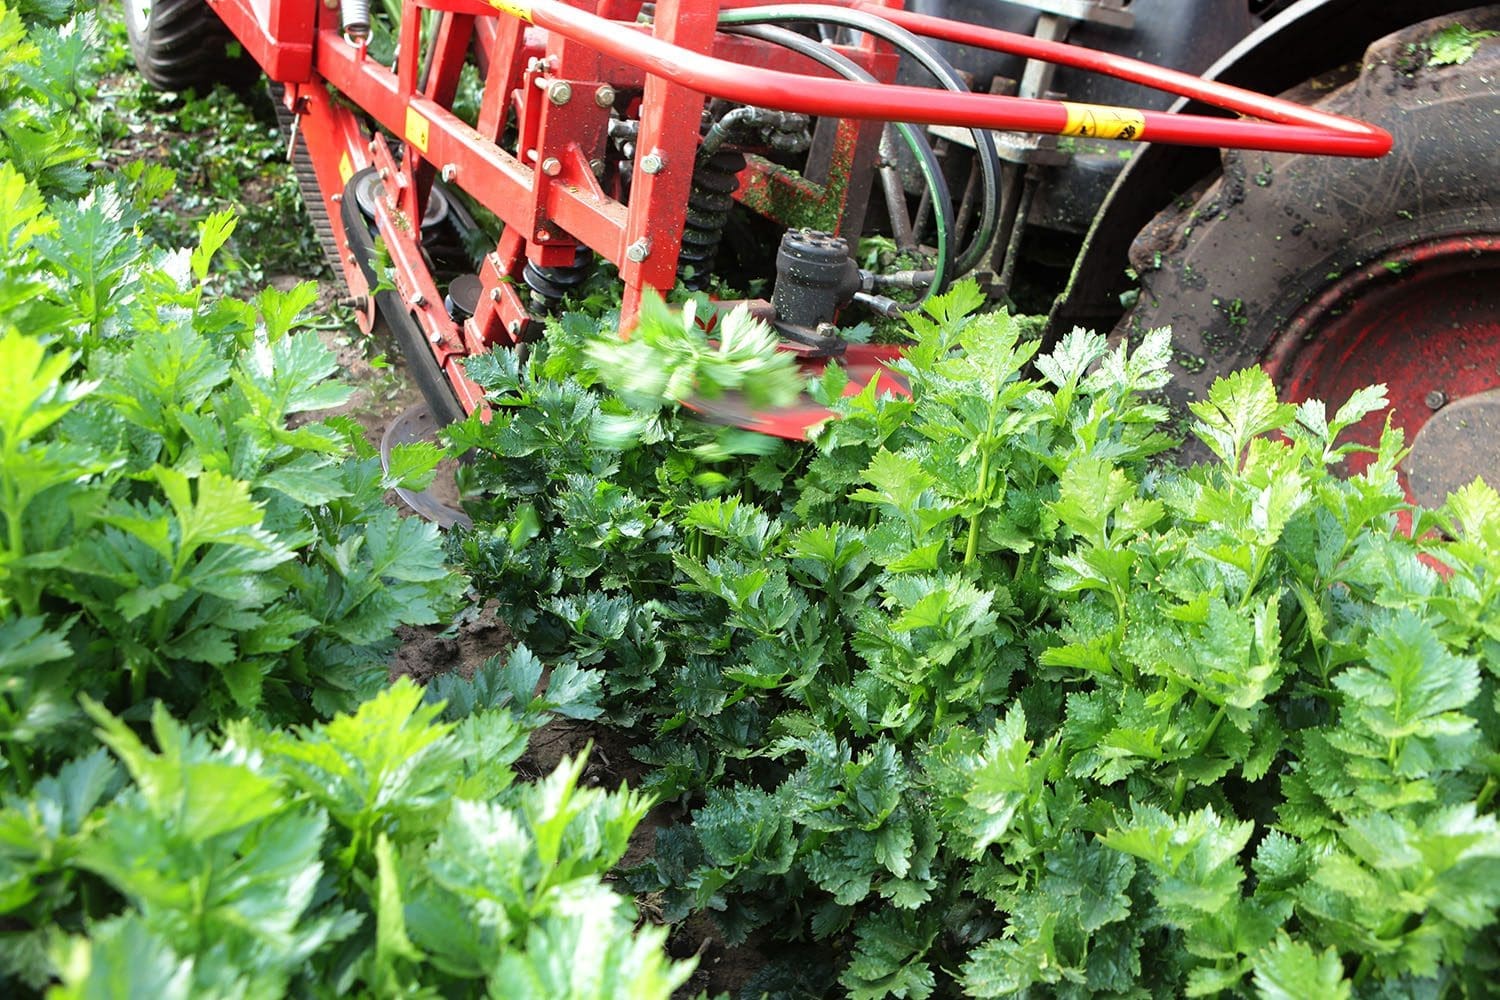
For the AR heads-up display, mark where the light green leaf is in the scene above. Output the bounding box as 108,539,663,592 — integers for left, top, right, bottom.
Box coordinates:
1252,932,1350,1000
0,161,56,257
256,281,321,342
1189,368,1296,466
383,440,445,492
0,329,92,443
85,700,286,842
47,917,193,1000
1427,23,1499,66
1332,609,1479,743
190,210,236,283
374,833,422,986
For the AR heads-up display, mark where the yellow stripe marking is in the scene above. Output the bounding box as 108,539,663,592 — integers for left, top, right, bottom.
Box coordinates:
1061,102,1146,142
405,107,430,153
489,0,534,22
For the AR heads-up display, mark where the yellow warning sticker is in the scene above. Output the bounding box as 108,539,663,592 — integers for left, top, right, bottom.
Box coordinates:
1061,102,1146,142
489,0,534,22
338,152,354,186
405,107,430,153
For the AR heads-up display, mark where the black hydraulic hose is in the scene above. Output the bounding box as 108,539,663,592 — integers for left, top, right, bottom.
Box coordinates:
718,5,1001,279
722,22,955,298
699,106,808,159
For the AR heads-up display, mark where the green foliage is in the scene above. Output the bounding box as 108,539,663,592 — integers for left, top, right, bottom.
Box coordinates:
0,5,700,997
0,175,469,779
1426,23,1499,67
2,681,692,996
0,5,469,776
584,290,805,412
0,4,94,197
11,2,1494,996
457,278,1500,996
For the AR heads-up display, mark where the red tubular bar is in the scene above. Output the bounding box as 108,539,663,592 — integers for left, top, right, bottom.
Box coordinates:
854,3,1382,139
491,0,1391,157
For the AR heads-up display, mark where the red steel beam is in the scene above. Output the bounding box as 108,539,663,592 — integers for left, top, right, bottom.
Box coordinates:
483,0,1391,157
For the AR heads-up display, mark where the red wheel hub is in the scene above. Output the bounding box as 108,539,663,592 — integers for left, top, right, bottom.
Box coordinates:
1262,234,1500,506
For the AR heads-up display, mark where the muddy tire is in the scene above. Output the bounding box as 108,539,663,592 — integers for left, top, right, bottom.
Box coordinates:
124,0,256,92
1117,8,1500,468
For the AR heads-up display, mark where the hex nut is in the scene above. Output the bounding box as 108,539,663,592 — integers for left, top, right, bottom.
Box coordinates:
626,238,651,263
594,85,616,108
640,151,665,174
547,81,573,106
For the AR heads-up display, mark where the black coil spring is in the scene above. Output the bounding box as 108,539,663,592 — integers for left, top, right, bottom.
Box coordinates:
522,245,593,313
677,150,746,289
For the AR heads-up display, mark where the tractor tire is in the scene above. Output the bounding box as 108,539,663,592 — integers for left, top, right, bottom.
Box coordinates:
124,0,255,92
1117,7,1500,485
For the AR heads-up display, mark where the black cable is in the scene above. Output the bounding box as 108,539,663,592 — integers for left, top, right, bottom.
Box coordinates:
721,22,956,297
719,4,1001,278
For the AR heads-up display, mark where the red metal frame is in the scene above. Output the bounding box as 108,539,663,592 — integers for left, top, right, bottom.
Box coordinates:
206,0,1394,435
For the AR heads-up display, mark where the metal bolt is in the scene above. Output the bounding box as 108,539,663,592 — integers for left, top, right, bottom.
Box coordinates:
535,229,551,242
640,151,665,174
441,163,458,182
378,168,389,180
594,85,616,108
369,140,378,154
489,287,502,302
411,292,427,308
541,157,562,176
346,253,357,264
1426,390,1449,411
625,238,651,263
589,158,606,176
331,193,342,203
547,80,573,106
508,320,523,336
